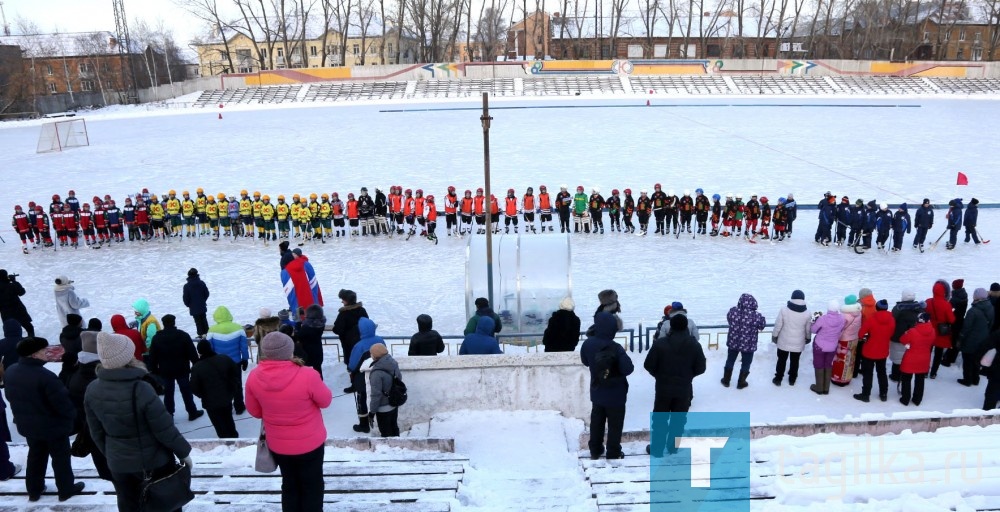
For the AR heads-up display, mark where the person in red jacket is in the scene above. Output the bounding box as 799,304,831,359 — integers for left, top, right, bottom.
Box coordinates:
51,202,66,246
78,204,95,245
444,186,458,236
899,312,936,406
34,206,53,247
926,280,957,379
425,195,439,244
11,205,35,253
61,204,79,248
110,314,146,360
854,299,896,402
459,190,474,235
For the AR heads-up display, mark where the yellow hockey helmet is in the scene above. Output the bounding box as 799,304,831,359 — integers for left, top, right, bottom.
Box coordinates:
196,187,204,194
168,189,176,195
217,193,225,200
262,195,270,201
321,193,329,200
278,195,285,201
253,191,261,198
240,189,248,196
309,193,318,200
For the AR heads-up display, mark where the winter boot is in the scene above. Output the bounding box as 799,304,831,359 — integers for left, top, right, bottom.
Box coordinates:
823,368,833,394
352,419,371,433
853,393,870,403
721,368,733,388
788,373,797,386
736,372,750,389
810,369,826,395
772,373,782,386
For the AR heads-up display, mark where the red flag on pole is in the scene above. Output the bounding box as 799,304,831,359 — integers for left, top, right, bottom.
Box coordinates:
957,172,969,185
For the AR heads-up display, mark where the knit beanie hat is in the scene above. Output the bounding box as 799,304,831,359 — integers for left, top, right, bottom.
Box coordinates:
277,309,290,321
953,279,965,290
370,343,388,359
876,299,889,311
663,305,672,316
844,295,858,306
559,297,575,311
66,313,83,327
791,290,805,300
859,288,873,299
261,331,294,361
188,268,199,277
991,282,1000,292
828,299,841,312
197,340,215,357
88,318,102,331
97,332,135,369
669,314,688,332
973,288,989,301
259,307,272,319
901,290,916,302
598,289,619,307
16,337,48,358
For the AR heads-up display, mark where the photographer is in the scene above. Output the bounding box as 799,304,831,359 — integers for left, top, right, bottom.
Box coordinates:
0,270,34,338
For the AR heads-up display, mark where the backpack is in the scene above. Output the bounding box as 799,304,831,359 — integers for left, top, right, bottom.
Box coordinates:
591,345,620,388
374,369,407,407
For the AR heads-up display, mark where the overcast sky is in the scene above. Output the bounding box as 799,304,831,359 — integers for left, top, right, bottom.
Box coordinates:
4,0,209,51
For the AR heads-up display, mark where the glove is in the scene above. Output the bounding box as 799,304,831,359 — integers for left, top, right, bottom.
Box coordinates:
771,336,778,344
128,320,138,329
368,413,375,428
241,360,249,371
904,344,911,350
181,455,194,469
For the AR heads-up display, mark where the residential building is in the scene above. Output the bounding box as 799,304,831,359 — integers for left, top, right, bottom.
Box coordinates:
507,11,551,60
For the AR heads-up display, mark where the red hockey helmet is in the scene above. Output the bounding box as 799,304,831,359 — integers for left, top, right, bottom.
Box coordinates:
109,199,116,205
68,190,75,195
142,188,149,193
539,185,547,191
348,192,355,198
28,201,36,208
35,205,43,212
125,197,132,202
332,192,339,198
104,194,112,201
426,195,435,202
612,189,619,195
448,186,456,192
405,189,412,195
761,196,769,203
476,188,484,194
415,189,423,196
654,183,662,189
93,196,101,203
624,188,632,195
52,194,60,201
577,186,584,192
63,203,71,210
507,188,514,194
14,205,21,210
465,189,472,196
83,203,91,209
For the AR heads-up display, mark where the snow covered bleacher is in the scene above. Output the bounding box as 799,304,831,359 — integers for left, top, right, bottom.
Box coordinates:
0,438,465,511
192,74,1000,107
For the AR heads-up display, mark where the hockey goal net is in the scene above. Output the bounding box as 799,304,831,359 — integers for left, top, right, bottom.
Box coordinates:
37,118,90,153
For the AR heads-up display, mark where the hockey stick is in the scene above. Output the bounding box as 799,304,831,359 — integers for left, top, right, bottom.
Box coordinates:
976,229,990,244
928,228,949,250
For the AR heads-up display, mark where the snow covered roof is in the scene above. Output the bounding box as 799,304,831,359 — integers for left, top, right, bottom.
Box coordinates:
550,12,777,40
0,31,143,58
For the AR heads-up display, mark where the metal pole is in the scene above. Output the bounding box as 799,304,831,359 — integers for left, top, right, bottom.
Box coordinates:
481,92,494,307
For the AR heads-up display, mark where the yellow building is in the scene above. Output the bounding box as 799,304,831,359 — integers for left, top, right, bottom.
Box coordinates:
194,29,420,76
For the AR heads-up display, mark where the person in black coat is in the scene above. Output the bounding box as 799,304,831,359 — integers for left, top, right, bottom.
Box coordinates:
0,318,24,372
66,333,112,480
296,304,327,378
4,337,85,501
278,241,294,270
643,315,706,457
182,268,211,337
58,313,84,385
912,198,934,249
0,270,34,338
542,297,581,352
147,314,204,421
944,280,970,366
190,341,242,438
891,203,911,251
580,312,634,460
409,314,445,356
964,198,981,244
332,289,368,372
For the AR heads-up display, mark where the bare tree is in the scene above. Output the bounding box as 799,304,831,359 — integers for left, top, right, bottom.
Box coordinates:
355,0,378,64
476,5,509,59
636,0,661,57
983,0,1000,59
333,0,355,66
173,0,237,73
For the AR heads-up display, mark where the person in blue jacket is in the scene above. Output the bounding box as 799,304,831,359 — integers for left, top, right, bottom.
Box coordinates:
580,312,634,460
347,317,384,433
862,200,878,249
875,203,893,250
913,198,934,250
814,193,835,245
459,316,502,355
891,203,911,251
848,198,865,246
964,198,981,245
946,198,963,250
835,196,852,245
785,193,797,237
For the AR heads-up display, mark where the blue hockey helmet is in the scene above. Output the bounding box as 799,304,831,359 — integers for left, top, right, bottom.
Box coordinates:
711,193,721,201
695,188,704,195
778,197,787,204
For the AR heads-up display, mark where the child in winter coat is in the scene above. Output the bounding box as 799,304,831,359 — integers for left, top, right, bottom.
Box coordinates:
723,293,766,389
927,280,956,379
899,313,935,406
810,300,845,395
772,290,812,386
190,341,243,438
855,299,896,402
836,295,862,384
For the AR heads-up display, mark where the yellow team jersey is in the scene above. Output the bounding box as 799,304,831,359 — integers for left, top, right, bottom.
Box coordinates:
206,202,218,219
319,202,332,219
166,199,181,215
261,204,275,221
276,203,289,221
217,200,229,216
181,200,195,216
239,198,252,216
298,206,312,222
252,200,263,218
290,203,301,221
308,202,319,217
196,196,207,213
150,203,165,220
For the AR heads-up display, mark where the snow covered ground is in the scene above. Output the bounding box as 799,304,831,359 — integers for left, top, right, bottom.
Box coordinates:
1,94,998,509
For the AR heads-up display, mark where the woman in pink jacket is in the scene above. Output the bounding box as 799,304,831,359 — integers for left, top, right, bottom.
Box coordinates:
810,300,845,395
833,295,863,385
245,331,332,512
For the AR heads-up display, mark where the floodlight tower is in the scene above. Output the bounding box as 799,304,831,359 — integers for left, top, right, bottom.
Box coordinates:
112,0,139,103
